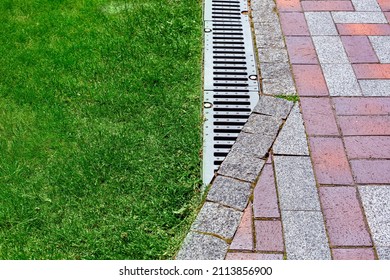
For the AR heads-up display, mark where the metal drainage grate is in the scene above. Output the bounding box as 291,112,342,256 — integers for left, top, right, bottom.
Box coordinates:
202,0,259,185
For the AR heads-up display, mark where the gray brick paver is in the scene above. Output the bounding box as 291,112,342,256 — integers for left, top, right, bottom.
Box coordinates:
305,12,338,35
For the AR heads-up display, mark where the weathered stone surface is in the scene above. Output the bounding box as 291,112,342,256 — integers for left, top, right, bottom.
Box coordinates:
191,202,242,240
360,80,390,96
282,211,331,260
274,156,321,211
232,132,275,159
312,36,349,63
273,103,309,155
253,96,294,119
258,48,289,63
377,247,390,260
305,12,338,35
351,0,381,11
332,12,387,23
207,176,251,211
242,114,282,136
262,78,297,96
176,232,228,260
322,64,362,96
218,149,265,183
358,186,390,246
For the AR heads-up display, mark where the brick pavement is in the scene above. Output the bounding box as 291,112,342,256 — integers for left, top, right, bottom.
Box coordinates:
177,0,390,260
227,0,390,260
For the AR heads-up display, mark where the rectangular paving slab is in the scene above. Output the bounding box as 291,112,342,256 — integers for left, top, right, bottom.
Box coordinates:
274,156,321,211
282,210,331,260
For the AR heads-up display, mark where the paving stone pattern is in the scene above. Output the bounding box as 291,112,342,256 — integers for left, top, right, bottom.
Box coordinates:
178,0,390,260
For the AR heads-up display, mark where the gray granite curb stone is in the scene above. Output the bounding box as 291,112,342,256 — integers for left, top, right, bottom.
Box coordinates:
206,176,251,211
176,232,229,260
176,96,294,260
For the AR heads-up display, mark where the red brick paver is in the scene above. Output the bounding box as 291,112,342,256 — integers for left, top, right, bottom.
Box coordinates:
351,160,390,184
230,204,253,250
338,116,390,136
332,248,376,260
276,0,302,12
378,0,390,11
293,65,329,96
337,24,390,36
286,37,318,64
333,97,390,115
255,221,284,252
300,98,339,135
301,1,354,11
279,12,310,36
344,136,390,159
319,187,372,246
309,137,354,185
353,64,390,79
341,36,379,64
253,164,280,218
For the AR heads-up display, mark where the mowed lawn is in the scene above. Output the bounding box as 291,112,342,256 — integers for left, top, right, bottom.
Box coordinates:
0,0,202,259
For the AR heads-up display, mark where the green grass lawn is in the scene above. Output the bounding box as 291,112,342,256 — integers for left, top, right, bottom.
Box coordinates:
0,0,202,259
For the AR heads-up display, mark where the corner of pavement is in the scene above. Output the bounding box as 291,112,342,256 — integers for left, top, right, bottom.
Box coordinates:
176,0,390,260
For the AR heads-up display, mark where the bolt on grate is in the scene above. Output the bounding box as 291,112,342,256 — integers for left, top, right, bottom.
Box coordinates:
202,0,259,185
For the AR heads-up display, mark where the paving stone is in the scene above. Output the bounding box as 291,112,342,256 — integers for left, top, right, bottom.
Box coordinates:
276,0,302,11
191,202,242,240
385,12,390,23
341,36,379,63
359,186,390,246
360,80,390,96
232,133,275,159
274,156,321,211
332,248,376,260
309,137,354,185
344,136,390,159
255,220,284,252
332,12,387,23
273,103,309,156
260,63,294,80
218,150,266,183
252,11,280,25
302,1,354,11
262,78,297,96
338,115,390,135
300,97,339,136
176,232,228,260
319,187,372,246
369,36,390,63
253,95,294,119
333,97,390,115
282,211,331,260
225,253,283,260
322,63,362,96
337,24,390,35
351,0,381,11
353,64,390,79
230,204,253,250
253,164,280,218
312,36,349,63
258,48,289,63
351,160,390,183
279,12,310,36
255,34,286,49
242,114,282,136
252,0,276,11
305,12,338,35
378,0,390,11
376,248,390,260
285,36,318,64
207,176,251,211
254,21,283,36
292,65,329,96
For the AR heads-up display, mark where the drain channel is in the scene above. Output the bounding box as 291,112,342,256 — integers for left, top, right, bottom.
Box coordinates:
202,0,259,185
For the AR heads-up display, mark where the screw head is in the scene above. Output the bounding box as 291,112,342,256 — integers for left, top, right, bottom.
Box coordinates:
204,28,212,33
204,102,213,108
249,75,257,80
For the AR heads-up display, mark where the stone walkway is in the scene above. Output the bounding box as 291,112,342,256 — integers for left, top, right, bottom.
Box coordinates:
177,0,390,260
